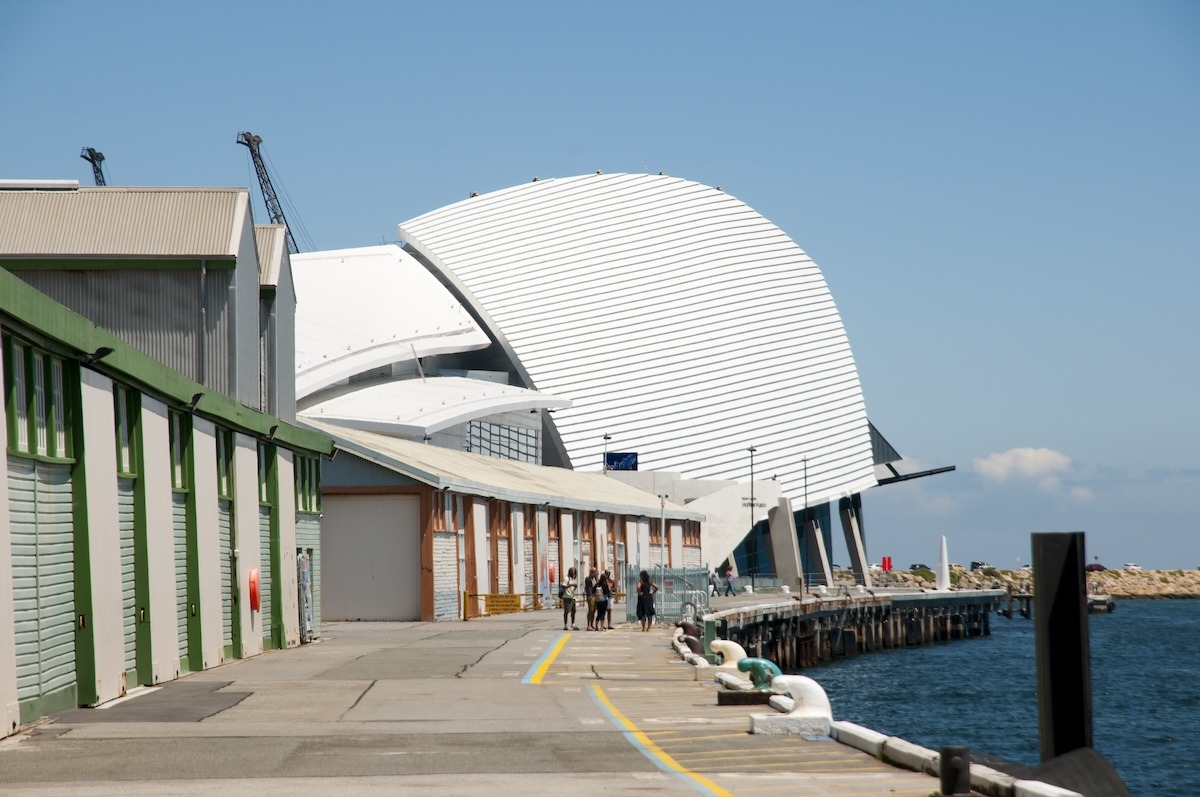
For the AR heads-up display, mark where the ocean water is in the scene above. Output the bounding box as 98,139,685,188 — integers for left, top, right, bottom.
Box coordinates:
809,599,1200,795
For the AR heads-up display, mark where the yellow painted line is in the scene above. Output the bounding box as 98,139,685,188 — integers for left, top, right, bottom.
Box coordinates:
523,632,570,684
591,684,732,797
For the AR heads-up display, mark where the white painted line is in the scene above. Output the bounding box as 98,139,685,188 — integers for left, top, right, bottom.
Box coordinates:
95,686,162,709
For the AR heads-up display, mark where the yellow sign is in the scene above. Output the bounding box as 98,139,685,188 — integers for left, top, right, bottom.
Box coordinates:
484,594,523,614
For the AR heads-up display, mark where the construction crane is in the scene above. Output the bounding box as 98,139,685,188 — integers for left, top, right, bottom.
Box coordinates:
80,147,107,186
236,131,299,254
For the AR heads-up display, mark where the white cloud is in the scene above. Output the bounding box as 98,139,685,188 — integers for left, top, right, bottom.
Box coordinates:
1069,485,1095,503
973,447,1073,495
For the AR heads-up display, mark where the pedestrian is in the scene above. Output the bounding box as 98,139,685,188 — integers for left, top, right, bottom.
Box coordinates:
584,567,599,630
636,570,659,632
709,569,720,596
594,577,609,631
723,567,736,596
561,567,579,630
599,569,614,629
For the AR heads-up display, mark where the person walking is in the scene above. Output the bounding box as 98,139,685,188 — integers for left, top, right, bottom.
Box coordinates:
723,567,736,596
584,567,599,630
636,570,659,632
561,567,579,630
709,569,720,596
599,569,614,629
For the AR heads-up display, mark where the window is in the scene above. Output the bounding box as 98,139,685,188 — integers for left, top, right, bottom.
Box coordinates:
257,442,272,505
294,454,321,515
215,428,234,499
114,385,138,475
4,336,72,459
168,410,188,490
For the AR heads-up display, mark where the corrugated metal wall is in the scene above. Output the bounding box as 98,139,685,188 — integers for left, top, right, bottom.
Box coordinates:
15,269,237,399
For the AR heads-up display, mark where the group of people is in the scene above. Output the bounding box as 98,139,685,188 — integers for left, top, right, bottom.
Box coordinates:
709,567,737,596
560,567,662,632
559,566,616,631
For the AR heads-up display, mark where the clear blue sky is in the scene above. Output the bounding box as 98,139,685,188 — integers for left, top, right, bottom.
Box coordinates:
3,2,1197,568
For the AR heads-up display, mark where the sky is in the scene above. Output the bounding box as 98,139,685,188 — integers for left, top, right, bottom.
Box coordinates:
2,2,1197,569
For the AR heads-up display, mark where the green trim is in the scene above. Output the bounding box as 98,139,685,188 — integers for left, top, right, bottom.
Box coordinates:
264,445,282,650
2,258,236,271
68,360,98,705
183,415,204,671
131,391,151,686
18,684,78,726
0,268,331,456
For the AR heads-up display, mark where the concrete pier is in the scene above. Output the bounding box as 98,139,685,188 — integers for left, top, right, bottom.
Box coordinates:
0,611,1000,797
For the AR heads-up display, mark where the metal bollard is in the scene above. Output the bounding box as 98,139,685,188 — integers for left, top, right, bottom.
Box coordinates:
939,745,971,795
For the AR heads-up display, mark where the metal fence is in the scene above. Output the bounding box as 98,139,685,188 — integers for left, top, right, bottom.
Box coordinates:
623,567,711,623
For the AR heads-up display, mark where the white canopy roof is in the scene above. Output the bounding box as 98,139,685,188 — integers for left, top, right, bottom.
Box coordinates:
298,376,570,437
303,418,703,520
291,245,491,401
399,173,878,508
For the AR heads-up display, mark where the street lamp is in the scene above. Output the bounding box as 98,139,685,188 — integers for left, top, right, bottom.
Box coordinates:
748,445,757,535
603,433,612,473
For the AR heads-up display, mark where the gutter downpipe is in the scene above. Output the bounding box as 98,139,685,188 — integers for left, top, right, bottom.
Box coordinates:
198,259,207,386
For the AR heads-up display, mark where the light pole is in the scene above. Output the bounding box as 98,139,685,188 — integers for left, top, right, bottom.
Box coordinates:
748,445,757,535
658,493,667,618
602,433,612,473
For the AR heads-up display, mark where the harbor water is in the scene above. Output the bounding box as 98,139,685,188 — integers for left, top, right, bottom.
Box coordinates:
811,598,1200,795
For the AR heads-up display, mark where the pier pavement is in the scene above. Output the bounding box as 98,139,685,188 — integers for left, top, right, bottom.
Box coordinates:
0,609,970,796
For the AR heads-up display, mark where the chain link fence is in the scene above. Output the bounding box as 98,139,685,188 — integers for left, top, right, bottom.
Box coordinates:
623,566,711,623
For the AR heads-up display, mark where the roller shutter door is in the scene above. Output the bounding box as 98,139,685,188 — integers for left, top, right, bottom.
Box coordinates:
118,477,138,679
259,505,273,647
294,515,321,638
8,458,76,714
218,499,233,654
172,492,189,668
523,538,533,607
497,537,510,593
434,531,457,621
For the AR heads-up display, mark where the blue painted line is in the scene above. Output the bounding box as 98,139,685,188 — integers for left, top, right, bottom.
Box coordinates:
587,685,727,797
521,632,569,684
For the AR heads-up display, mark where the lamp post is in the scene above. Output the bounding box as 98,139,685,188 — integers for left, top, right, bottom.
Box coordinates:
748,445,757,534
658,493,667,617
603,433,612,473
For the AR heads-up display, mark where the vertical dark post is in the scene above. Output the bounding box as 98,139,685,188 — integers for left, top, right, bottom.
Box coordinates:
1032,532,1092,762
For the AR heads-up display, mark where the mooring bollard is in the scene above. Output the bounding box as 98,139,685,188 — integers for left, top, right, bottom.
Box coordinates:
939,745,971,795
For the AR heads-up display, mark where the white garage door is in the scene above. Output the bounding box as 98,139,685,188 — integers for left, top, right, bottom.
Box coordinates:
321,494,421,621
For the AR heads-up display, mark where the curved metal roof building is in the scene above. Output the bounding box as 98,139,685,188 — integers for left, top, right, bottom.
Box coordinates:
399,172,878,510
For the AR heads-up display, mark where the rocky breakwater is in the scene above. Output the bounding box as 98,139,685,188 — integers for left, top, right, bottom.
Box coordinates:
840,566,1200,599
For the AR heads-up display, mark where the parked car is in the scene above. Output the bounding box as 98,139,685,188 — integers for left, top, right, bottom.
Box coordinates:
909,563,931,571
970,561,992,571
1123,563,1143,571
1085,563,1107,572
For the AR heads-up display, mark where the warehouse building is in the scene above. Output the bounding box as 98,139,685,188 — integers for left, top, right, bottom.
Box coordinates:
0,181,331,736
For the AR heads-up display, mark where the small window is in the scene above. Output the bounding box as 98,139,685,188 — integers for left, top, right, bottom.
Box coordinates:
216,428,234,499
169,410,188,490
114,385,138,476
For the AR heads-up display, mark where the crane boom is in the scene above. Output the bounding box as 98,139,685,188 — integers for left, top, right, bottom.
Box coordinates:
80,147,107,186
236,131,299,254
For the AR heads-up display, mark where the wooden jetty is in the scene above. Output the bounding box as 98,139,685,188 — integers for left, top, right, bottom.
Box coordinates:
699,587,1005,671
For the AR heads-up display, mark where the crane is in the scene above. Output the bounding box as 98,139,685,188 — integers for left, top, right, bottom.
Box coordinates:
80,147,107,186
236,131,299,254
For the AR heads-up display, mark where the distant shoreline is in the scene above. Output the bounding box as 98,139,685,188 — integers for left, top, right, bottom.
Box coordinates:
844,567,1200,600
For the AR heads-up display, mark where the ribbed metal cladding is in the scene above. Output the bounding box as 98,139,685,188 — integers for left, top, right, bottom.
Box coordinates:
0,187,242,256
400,173,877,508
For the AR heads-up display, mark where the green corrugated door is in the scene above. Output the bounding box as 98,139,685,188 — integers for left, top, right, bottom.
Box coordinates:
117,477,137,680
8,457,77,718
295,516,320,638
218,499,233,656
172,491,189,670
259,504,273,647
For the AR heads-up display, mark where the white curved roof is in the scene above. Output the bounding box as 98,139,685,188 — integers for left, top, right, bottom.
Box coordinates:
298,376,571,437
291,245,491,400
398,173,877,507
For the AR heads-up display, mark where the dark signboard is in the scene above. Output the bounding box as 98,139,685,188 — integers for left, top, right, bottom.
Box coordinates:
605,452,638,471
